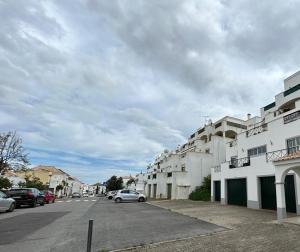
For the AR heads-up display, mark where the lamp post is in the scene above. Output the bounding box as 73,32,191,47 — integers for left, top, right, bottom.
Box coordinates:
48,172,53,191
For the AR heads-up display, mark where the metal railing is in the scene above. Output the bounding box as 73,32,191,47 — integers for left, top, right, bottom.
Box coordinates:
266,147,300,162
246,123,268,137
229,157,250,168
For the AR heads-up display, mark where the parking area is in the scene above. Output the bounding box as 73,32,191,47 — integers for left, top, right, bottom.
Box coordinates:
122,200,300,252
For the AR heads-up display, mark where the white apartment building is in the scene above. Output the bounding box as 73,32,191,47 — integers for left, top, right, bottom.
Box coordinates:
145,116,248,200
211,70,300,220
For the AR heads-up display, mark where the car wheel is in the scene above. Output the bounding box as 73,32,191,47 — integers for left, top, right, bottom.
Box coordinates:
138,197,145,202
52,199,55,203
115,198,122,203
31,200,37,208
40,201,45,206
108,196,112,200
7,202,16,212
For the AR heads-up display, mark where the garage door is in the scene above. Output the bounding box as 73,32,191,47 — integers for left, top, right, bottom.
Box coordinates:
260,176,276,210
227,178,247,206
214,181,221,202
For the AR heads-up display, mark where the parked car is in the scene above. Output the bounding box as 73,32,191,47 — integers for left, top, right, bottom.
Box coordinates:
106,190,118,200
6,188,45,208
71,192,81,198
0,191,16,212
43,190,55,203
114,190,146,203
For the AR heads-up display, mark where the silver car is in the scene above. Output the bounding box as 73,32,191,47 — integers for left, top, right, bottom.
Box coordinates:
0,191,16,212
114,190,146,203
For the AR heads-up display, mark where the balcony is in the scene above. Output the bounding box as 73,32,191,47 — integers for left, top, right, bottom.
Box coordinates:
229,157,250,168
246,123,268,137
266,147,300,162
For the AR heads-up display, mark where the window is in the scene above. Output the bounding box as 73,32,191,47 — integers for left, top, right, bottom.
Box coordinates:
287,136,300,154
152,174,157,179
148,175,150,179
167,172,172,177
247,145,267,157
215,122,222,129
230,156,238,168
205,149,210,153
181,165,186,172
121,190,129,194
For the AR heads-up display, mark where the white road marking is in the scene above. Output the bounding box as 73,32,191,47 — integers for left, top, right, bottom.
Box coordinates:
66,200,72,202
84,200,89,202
91,200,96,202
57,201,63,203
76,200,80,202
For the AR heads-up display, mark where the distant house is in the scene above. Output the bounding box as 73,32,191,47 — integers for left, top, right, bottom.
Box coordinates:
2,170,25,188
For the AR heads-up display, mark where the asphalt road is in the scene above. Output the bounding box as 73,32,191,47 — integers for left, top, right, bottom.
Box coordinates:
0,197,225,252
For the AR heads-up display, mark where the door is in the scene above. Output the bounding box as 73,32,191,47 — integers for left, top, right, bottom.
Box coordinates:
260,176,276,210
129,190,139,201
153,184,157,199
285,175,296,213
227,178,247,206
167,183,172,199
214,181,221,202
148,185,151,198
120,190,130,200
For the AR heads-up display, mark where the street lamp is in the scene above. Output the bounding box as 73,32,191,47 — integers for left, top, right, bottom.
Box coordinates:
48,172,53,191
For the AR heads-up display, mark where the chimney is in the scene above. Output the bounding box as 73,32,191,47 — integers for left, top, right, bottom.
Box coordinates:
247,113,251,120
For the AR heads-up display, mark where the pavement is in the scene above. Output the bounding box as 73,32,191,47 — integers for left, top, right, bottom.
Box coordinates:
0,197,225,252
122,200,300,252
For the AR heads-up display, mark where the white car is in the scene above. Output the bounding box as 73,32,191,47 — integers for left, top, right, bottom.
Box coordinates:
114,190,146,203
0,191,16,212
106,190,118,200
82,192,89,197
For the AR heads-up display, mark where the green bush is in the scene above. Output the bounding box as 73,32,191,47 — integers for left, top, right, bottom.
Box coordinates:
189,175,211,201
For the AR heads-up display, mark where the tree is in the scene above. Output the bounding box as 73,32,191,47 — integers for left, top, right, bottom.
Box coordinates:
18,175,45,191
126,177,136,187
0,177,12,189
0,131,29,175
189,175,211,201
56,184,63,191
106,176,124,191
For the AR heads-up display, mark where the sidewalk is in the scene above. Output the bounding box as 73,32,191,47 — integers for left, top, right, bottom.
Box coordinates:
123,200,300,252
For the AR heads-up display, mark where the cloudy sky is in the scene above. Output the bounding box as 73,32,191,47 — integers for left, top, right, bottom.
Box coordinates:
1,0,300,184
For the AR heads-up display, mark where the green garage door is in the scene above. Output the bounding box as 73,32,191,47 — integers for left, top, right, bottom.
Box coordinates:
260,176,277,210
285,175,296,213
214,181,221,202
227,178,247,206
260,175,296,212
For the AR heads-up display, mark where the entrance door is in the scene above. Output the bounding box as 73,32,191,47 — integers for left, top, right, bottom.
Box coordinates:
260,176,277,210
214,181,221,202
167,183,172,199
285,175,296,213
148,184,151,198
153,184,157,199
227,178,247,206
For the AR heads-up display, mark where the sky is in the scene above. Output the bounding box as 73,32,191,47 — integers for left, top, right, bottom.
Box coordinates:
1,0,300,184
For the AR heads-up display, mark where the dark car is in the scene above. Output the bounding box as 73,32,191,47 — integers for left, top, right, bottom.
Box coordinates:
6,188,45,208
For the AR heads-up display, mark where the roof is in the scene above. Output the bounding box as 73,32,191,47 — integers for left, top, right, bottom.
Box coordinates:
274,151,300,162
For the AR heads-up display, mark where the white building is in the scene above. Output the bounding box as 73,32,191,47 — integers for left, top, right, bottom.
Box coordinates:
145,116,247,200
211,70,300,220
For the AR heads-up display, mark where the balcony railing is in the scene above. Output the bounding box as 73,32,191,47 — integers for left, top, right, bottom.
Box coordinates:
266,147,300,162
246,123,268,137
229,157,250,168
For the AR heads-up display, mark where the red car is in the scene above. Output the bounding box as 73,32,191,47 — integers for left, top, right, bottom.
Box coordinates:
43,191,55,204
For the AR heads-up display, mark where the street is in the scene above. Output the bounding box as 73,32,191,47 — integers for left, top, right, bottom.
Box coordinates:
0,197,225,252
